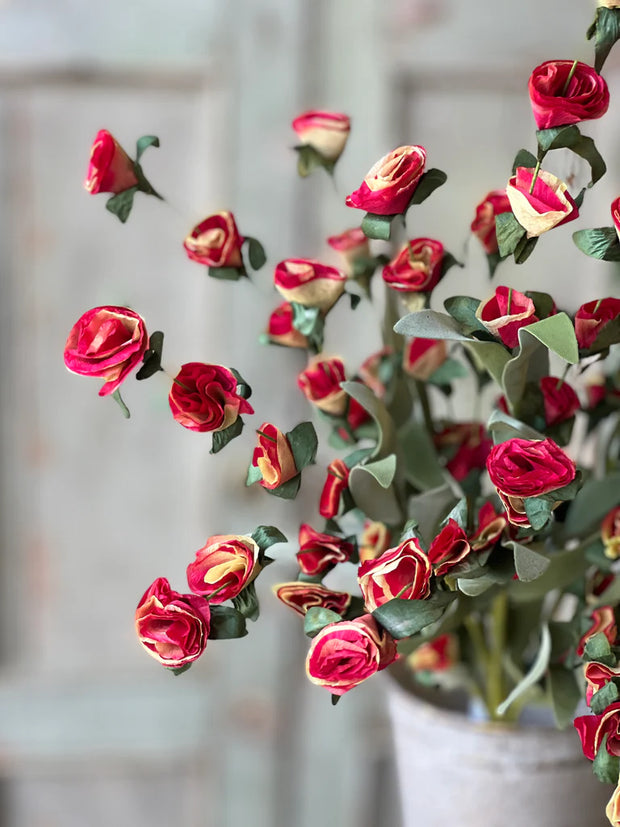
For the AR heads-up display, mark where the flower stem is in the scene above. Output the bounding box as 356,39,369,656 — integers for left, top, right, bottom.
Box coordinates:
487,591,509,722
529,159,542,195
415,380,435,442
561,59,579,96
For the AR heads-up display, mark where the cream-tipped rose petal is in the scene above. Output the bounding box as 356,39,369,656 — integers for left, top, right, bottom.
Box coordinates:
506,169,574,238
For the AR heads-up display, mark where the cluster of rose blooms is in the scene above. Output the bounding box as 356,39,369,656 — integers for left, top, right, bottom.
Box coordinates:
67,27,620,824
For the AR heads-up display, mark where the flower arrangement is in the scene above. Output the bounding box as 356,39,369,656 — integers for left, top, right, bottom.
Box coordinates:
65,6,620,824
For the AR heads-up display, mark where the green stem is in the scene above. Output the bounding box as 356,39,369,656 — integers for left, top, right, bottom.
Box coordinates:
415,380,434,442
561,59,579,96
382,283,401,351
487,592,509,722
464,614,491,711
529,158,542,195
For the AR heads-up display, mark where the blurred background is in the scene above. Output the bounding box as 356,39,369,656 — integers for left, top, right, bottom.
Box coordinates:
0,1,618,825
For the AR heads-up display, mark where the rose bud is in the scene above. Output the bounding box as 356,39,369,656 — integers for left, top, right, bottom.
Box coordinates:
84,129,139,195
359,521,391,563
305,614,398,695
471,190,512,254
486,437,576,527
407,634,457,672
274,582,351,618
607,783,620,827
319,458,350,519
602,506,620,560
585,662,620,705
528,60,609,130
169,362,253,433
251,422,298,490
274,259,346,314
186,534,260,602
135,576,210,669
183,211,244,268
346,145,426,216
297,524,354,576
476,286,539,348
358,538,432,613
327,228,370,275
574,297,620,350
506,167,578,238
64,305,148,396
358,347,393,398
266,302,308,349
574,700,620,760
383,238,444,295
428,519,471,577
469,502,507,552
403,338,447,381
612,197,620,243
539,376,580,427
297,355,347,415
291,110,351,161
433,423,493,483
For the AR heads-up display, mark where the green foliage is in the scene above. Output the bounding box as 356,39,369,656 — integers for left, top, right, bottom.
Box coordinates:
136,330,164,380
210,417,244,455
233,580,260,622
294,144,336,177
512,148,538,172
286,421,318,470
304,607,342,637
583,632,616,667
208,265,246,281
496,624,551,717
593,734,620,784
251,525,288,553
590,681,620,716
547,666,581,729
209,605,248,639
572,227,620,262
245,236,267,271
372,592,456,639
536,125,606,187
496,212,525,258
361,211,398,241
510,542,551,582
587,7,620,74
408,168,447,206
106,187,138,223
111,388,130,419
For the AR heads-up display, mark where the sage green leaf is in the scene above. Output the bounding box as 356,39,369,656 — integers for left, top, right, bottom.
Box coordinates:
496,624,551,717
509,541,551,582
228,367,252,400
286,421,318,471
171,663,192,676
456,572,503,597
547,666,581,729
245,236,267,271
232,580,260,622
590,681,620,716
519,313,579,364
513,234,538,265
572,227,620,261
398,420,445,490
583,632,615,666
509,545,588,602
349,464,401,523
267,474,302,500
536,125,606,187
594,734,620,784
209,605,248,639
539,473,582,504
591,314,620,351
443,296,489,336
294,144,335,178
135,134,160,161
358,454,397,488
444,498,468,531
394,309,472,341
408,168,447,206
486,250,502,279
526,291,556,319
512,148,538,173
361,212,397,241
111,388,130,418
564,473,620,537
105,187,138,223
250,525,288,552
211,417,244,454
341,380,395,459
496,212,525,258
524,497,553,531
407,484,458,546
372,592,456,639
291,303,320,335
304,607,342,637
426,358,469,386
246,463,263,486
438,251,462,280
463,340,511,387
588,6,620,73
486,409,545,444
136,330,164,380
208,265,245,281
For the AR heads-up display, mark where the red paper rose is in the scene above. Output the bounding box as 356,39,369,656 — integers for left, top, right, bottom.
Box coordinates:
528,60,609,130
186,534,260,602
539,376,580,427
64,305,148,396
585,662,620,705
183,211,244,268
305,614,398,695
346,145,426,216
359,521,391,564
574,701,620,761
251,422,298,490
428,519,471,577
297,524,354,576
135,576,210,668
274,259,346,313
266,302,308,349
319,458,350,519
327,227,370,275
476,286,539,348
469,502,507,552
84,130,138,195
292,110,351,161
506,167,578,238
358,347,392,398
274,582,351,618
382,238,444,293
403,338,447,381
168,363,253,433
358,538,432,612
408,634,457,672
433,423,493,483
471,190,512,254
577,606,617,657
574,297,620,350
602,506,620,560
297,355,347,415
486,437,576,526
613,197,620,242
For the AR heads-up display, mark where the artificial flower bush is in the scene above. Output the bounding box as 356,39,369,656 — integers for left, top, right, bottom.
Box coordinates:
66,8,620,825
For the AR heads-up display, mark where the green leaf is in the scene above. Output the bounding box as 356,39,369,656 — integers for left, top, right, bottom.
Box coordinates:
584,632,615,666
357,454,396,488
510,541,551,582
246,463,263,487
512,148,538,173
208,605,248,639
349,464,401,524
361,212,397,241
495,212,525,258
251,525,288,552
524,497,553,531
547,666,581,729
331,694,341,706
111,388,130,418
456,572,500,597
210,417,244,455
372,592,456,639
407,484,459,546
291,302,320,334
496,624,551,717
443,296,489,337
572,227,620,261
513,234,538,265
232,580,260,622
286,421,318,471
348,292,362,311
591,315,620,352
426,357,469,386
526,291,556,320
398,420,445,490
170,663,192,677
304,607,342,638
208,265,245,281
593,734,620,784
509,545,588,602
245,236,267,271
564,473,620,538
136,330,164,380
486,409,545,444
588,7,620,73
105,187,138,223
394,309,472,341
267,474,302,500
536,125,606,187
463,340,511,387
486,250,502,279
341,380,396,459
228,367,252,400
408,168,447,206
135,134,160,162
293,144,335,177
590,681,620,716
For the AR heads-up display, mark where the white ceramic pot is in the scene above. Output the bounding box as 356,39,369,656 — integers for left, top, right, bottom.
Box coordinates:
386,673,611,827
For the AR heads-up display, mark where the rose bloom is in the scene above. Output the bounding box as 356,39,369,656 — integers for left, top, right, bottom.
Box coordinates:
408,634,458,672
319,458,350,519
434,423,493,483
383,238,444,293
428,519,471,577
64,305,148,396
476,286,539,349
607,783,620,827
305,614,398,695
266,302,308,349
135,577,210,669
327,227,370,275
297,355,347,415
506,166,578,238
539,376,580,427
574,297,620,350
613,197,620,242
169,362,253,433
183,211,244,268
274,582,351,618
469,502,507,552
584,661,620,705
291,110,351,161
403,338,447,381
358,347,393,398
528,60,609,130
84,129,138,195
186,534,260,602
358,538,432,613
359,521,391,563
471,189,512,254
577,606,617,657
574,701,620,761
297,524,354,576
274,259,346,313
346,145,426,216
603,506,620,560
251,422,298,490
486,437,576,526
